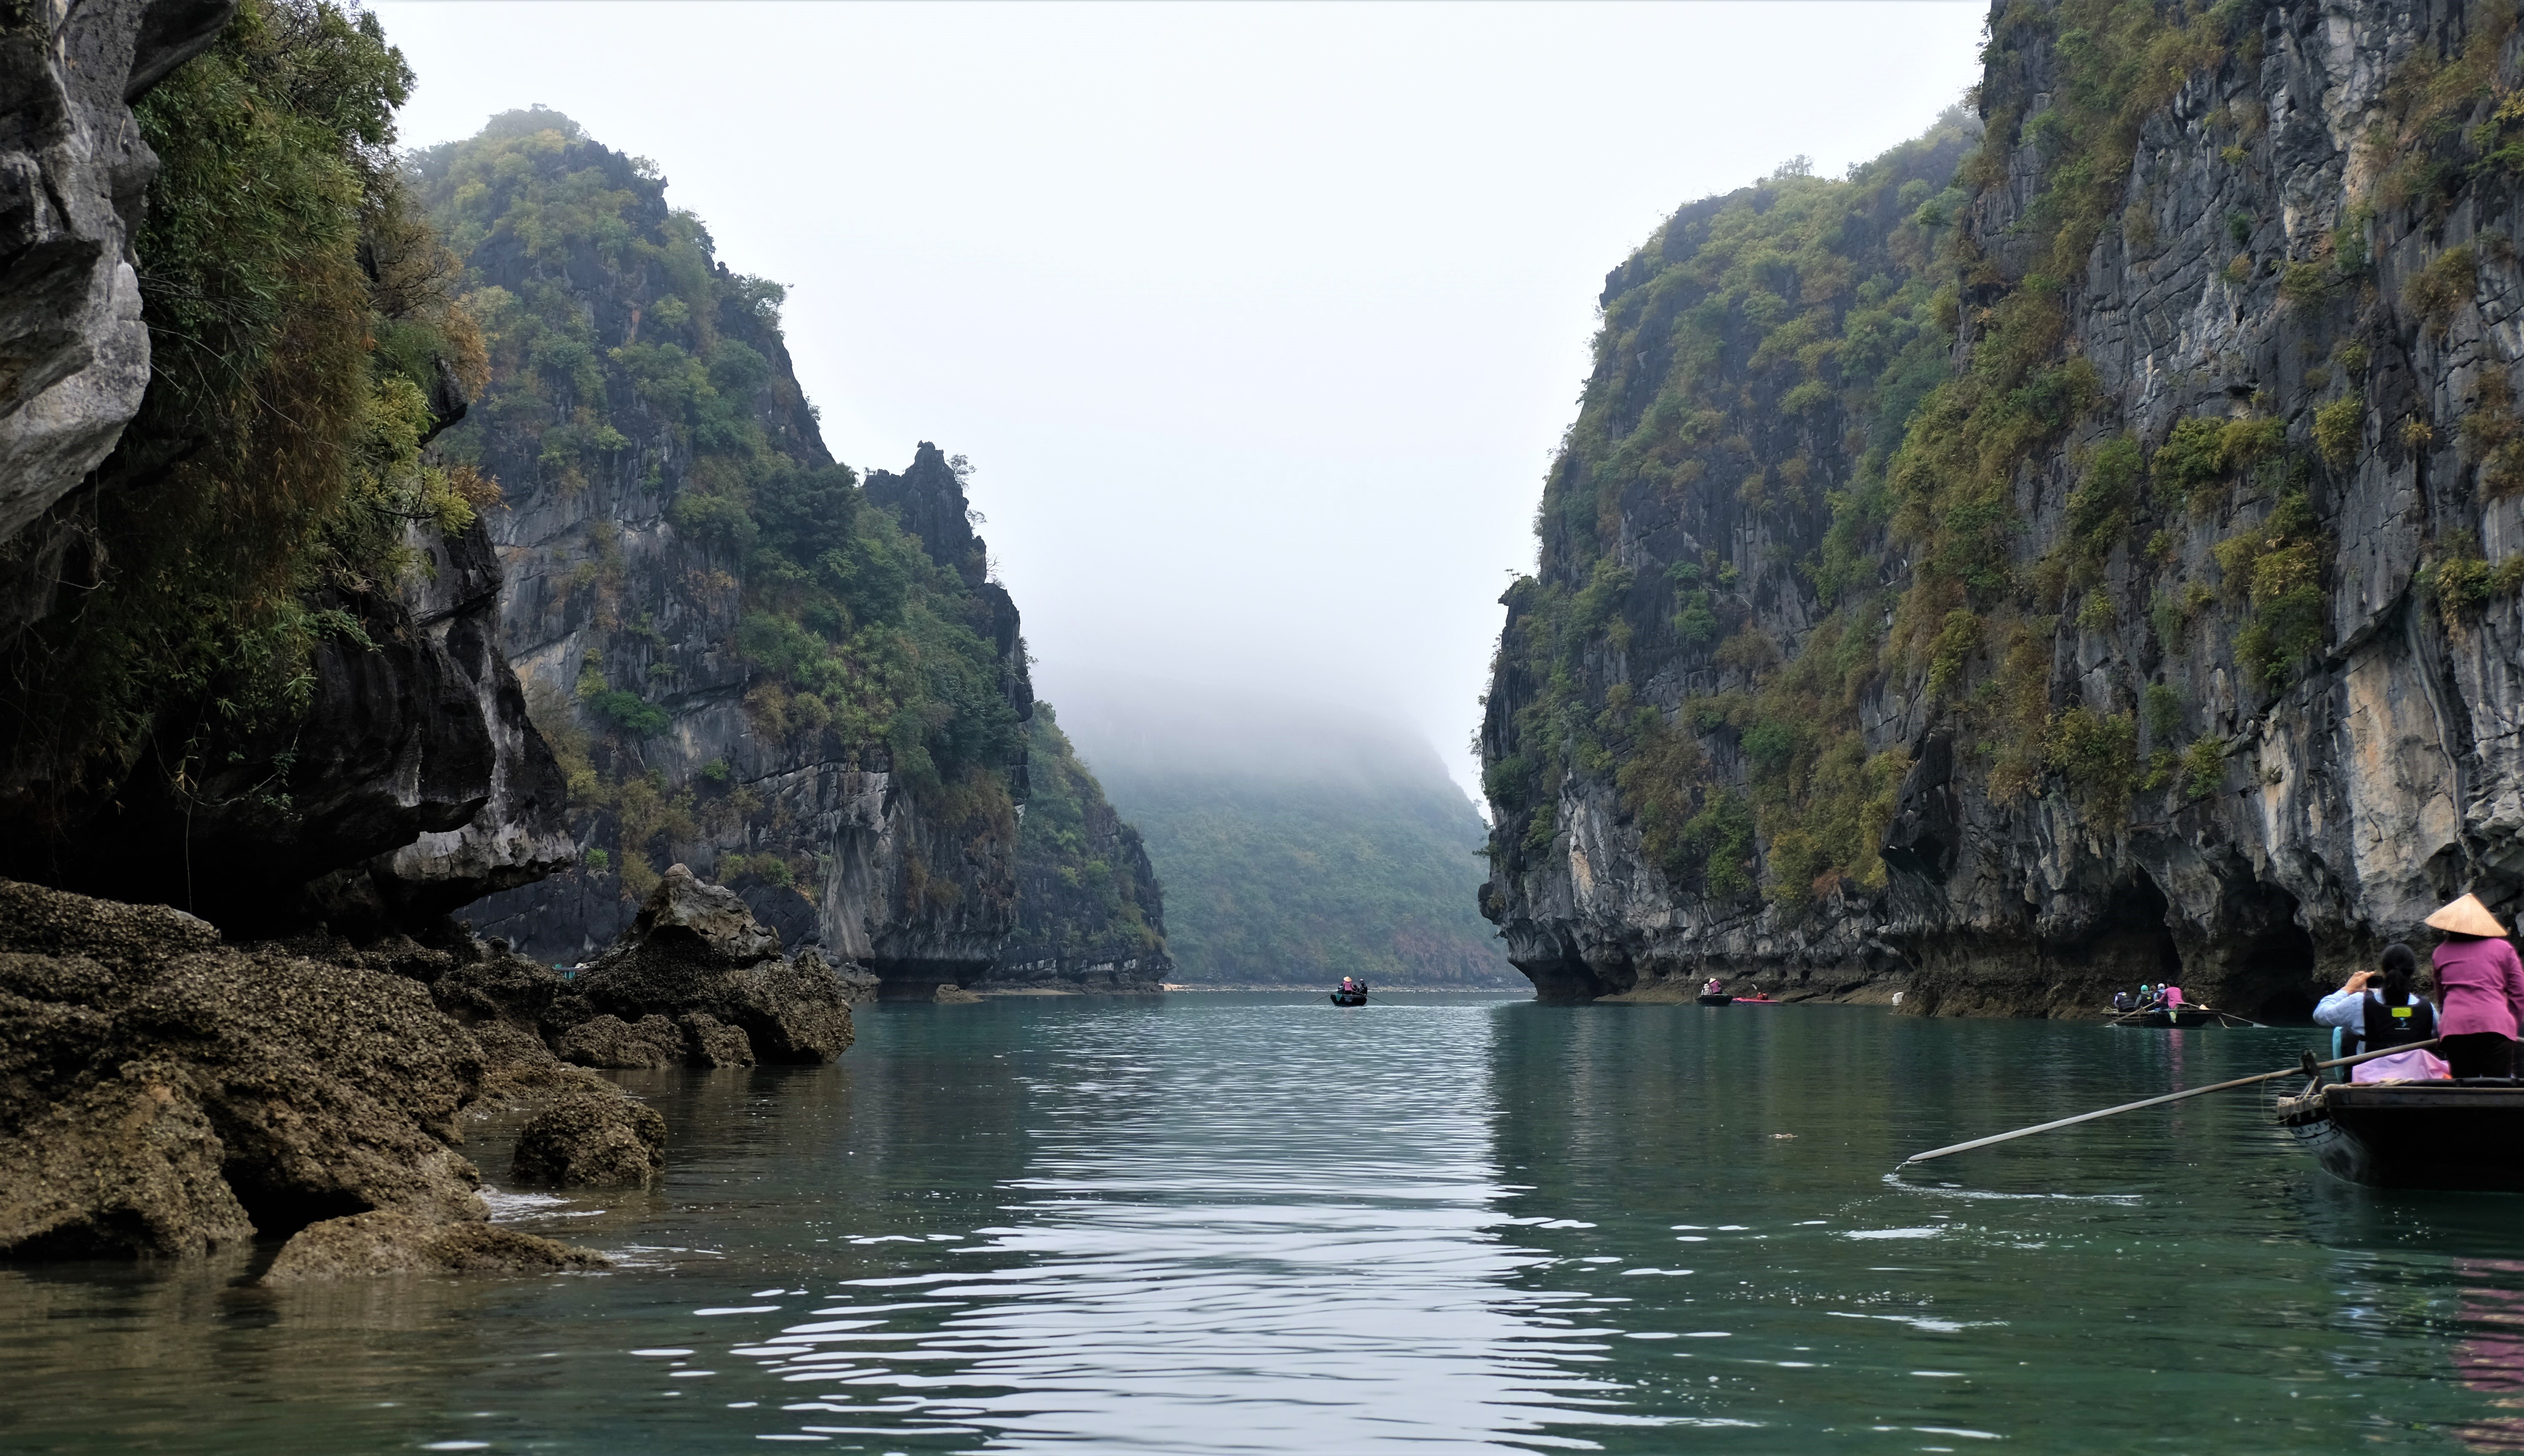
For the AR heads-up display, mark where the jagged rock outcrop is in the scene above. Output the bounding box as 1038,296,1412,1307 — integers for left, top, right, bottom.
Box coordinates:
7,514,572,937
320,519,576,928
554,1013,686,1069
0,0,233,557
0,878,679,1262
988,704,1171,993
261,1209,606,1282
509,1089,665,1190
544,864,856,1062
1482,0,2524,1017
0,880,485,1257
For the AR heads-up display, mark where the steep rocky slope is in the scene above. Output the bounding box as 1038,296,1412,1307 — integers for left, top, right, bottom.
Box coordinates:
989,705,1171,993
1483,0,2524,1016
413,111,1153,995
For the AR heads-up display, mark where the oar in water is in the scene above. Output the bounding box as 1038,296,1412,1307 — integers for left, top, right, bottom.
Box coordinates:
1898,1037,2444,1167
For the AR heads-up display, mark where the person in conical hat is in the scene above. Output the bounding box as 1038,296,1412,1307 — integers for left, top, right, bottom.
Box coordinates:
2426,892,2524,1079
2427,893,2508,937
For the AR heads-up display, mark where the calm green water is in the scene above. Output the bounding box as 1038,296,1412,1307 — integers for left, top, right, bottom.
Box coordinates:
6,995,2524,1453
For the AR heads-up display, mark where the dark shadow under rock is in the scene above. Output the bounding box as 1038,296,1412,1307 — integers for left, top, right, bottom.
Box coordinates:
509,1088,665,1189
260,1209,607,1282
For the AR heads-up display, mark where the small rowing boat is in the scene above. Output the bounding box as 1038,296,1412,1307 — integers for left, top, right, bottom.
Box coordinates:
2275,1078,2524,1190
1329,988,1367,1007
2105,1004,2255,1028
1696,991,1732,1006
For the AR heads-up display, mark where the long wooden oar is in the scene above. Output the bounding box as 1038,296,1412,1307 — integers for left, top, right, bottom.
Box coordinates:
1898,1037,2443,1167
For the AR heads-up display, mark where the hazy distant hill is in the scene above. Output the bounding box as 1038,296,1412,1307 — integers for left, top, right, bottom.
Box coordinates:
1043,673,1516,987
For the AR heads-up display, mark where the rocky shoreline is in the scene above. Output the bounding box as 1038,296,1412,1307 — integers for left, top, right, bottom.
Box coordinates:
0,865,856,1278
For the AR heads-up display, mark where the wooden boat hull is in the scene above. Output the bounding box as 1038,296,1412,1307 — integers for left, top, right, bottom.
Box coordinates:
2109,1007,2221,1028
2275,1081,2524,1190
1696,992,1733,1006
1328,992,1367,1007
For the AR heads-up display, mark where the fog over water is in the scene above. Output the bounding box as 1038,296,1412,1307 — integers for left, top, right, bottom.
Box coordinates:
371,0,1987,796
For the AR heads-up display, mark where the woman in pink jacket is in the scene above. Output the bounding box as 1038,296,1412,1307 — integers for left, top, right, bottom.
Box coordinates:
2427,893,2524,1078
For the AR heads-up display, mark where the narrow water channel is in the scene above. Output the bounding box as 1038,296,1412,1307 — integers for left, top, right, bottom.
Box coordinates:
5,995,2520,1452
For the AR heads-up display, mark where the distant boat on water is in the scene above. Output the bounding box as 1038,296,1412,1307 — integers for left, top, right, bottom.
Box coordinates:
2105,1004,2254,1028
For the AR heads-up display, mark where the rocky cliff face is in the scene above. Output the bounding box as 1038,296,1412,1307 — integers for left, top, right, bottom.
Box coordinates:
0,0,569,934
989,705,1171,993
414,114,1037,992
0,0,231,561
18,510,572,935
1483,0,2524,1017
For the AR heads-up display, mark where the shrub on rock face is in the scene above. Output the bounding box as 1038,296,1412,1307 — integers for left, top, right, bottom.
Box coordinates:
509,1090,665,1190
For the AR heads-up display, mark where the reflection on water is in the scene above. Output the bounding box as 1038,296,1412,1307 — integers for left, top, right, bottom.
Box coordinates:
5,996,2524,1452
2451,1263,2524,1451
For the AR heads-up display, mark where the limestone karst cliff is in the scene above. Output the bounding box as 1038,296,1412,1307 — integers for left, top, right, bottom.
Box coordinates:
0,0,568,930
410,111,1156,995
1482,0,2524,1016
0,0,232,552
988,705,1172,993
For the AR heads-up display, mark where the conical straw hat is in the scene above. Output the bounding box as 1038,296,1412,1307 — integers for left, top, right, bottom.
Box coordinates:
2426,892,2508,937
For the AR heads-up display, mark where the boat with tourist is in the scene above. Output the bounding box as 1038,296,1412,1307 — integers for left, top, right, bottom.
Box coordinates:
2274,1076,2524,1190
1329,977,1368,1007
2104,980,2253,1027
1696,976,1732,1006
2107,1004,2251,1028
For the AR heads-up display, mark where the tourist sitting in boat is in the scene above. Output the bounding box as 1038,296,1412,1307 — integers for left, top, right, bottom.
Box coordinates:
2427,893,2524,1078
1703,977,1725,997
2110,990,2132,1013
2314,942,2448,1082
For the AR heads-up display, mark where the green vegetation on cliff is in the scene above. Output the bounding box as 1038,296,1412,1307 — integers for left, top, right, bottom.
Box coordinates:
411,113,1024,900
1492,111,1973,912
1001,705,1167,977
0,0,488,827
1490,0,2524,924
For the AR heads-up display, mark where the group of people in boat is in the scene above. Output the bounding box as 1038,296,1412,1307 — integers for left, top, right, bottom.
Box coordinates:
2110,982,2188,1015
2312,892,2524,1082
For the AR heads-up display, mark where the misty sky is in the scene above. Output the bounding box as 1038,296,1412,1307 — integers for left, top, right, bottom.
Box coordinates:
370,1,1987,801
